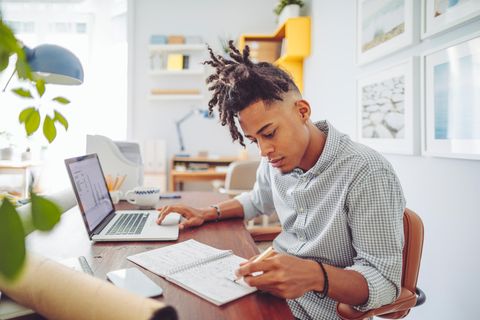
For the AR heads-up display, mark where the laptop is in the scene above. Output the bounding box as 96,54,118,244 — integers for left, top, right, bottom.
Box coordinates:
65,153,180,242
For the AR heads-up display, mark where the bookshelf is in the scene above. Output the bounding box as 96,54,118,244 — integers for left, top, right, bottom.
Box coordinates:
239,17,311,92
149,43,206,101
169,156,237,191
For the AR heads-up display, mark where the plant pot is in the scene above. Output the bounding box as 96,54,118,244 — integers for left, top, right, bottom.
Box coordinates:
278,4,301,25
0,147,14,160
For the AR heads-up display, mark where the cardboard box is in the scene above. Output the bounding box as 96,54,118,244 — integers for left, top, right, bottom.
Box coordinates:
245,40,281,63
168,35,185,44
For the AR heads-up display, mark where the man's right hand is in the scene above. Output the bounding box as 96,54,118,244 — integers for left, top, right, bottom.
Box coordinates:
156,204,212,230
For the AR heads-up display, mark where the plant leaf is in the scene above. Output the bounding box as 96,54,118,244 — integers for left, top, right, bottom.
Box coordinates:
18,107,35,123
53,110,68,130
11,88,33,98
52,96,70,105
0,199,26,280
43,115,57,143
31,193,61,231
36,80,46,97
0,52,9,72
25,109,40,136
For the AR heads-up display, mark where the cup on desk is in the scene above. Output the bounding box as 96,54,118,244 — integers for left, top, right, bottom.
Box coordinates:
125,187,160,209
109,190,123,204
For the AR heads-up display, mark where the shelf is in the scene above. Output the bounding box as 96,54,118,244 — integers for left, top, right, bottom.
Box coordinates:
149,44,205,52
239,17,311,92
149,69,204,76
148,94,204,101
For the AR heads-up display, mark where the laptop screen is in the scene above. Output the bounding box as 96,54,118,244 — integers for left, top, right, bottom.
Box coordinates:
65,154,113,231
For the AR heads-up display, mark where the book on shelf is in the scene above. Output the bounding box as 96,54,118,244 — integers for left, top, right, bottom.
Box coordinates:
167,53,184,70
127,239,257,306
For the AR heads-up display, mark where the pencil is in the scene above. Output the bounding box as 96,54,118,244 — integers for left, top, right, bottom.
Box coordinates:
235,246,275,282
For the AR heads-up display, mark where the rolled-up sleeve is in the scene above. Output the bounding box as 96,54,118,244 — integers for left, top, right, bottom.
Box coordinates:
235,158,276,221
345,168,405,311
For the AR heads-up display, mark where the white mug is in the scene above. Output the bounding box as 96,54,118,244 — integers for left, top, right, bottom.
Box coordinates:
125,187,160,209
109,190,123,205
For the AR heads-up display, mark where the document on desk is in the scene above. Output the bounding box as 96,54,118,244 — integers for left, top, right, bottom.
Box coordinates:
127,239,257,306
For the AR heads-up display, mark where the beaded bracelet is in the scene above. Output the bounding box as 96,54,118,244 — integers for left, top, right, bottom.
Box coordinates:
314,261,329,299
210,205,221,222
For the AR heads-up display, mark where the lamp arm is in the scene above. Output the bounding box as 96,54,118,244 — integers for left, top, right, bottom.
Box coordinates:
175,110,196,152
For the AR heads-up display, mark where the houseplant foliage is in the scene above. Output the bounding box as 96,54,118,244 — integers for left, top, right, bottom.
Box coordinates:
273,0,304,16
0,17,66,281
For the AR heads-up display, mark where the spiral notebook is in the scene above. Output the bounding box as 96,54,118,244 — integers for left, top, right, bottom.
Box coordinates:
127,239,257,306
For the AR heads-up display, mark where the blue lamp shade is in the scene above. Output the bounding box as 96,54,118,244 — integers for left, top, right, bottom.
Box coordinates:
23,44,84,85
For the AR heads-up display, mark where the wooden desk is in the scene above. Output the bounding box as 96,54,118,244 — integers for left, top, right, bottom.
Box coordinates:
169,156,237,191
25,192,293,320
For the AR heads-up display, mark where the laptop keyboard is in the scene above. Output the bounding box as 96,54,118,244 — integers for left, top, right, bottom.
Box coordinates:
106,213,148,235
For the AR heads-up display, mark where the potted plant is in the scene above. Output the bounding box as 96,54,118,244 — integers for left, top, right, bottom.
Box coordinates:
0,17,71,282
0,131,15,160
274,0,304,25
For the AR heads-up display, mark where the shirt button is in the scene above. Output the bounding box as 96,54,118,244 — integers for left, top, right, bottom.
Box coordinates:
299,208,304,212
298,235,305,241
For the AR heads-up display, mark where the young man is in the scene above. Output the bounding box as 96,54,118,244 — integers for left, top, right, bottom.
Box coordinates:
157,42,405,320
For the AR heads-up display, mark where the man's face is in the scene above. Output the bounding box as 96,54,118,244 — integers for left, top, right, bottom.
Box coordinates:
238,95,311,173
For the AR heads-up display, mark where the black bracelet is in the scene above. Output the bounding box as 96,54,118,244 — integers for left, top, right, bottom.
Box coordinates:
210,205,221,222
314,261,329,299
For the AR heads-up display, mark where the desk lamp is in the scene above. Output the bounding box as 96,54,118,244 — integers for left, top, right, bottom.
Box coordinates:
2,44,84,91
175,108,214,157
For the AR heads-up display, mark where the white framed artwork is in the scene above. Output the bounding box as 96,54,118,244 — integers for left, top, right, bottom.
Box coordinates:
421,0,480,39
356,0,416,65
357,58,419,154
422,33,480,160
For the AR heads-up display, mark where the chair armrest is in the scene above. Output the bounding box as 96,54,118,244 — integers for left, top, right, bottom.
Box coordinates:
248,226,281,242
336,287,417,320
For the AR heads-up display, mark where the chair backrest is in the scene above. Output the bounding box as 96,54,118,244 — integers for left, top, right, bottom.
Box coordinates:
224,160,260,191
337,208,425,320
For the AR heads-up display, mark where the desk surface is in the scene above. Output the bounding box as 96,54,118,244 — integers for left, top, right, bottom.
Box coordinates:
26,192,293,320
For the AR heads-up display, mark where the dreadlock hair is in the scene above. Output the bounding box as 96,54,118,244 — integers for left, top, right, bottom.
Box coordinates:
204,40,299,147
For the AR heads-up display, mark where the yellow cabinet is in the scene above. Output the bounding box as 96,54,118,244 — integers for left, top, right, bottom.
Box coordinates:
239,17,311,92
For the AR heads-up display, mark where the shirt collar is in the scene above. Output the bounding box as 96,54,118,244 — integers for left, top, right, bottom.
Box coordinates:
292,120,343,177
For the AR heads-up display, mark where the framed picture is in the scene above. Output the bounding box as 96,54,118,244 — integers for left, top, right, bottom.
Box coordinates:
421,0,480,39
423,33,480,160
357,58,419,154
356,0,416,65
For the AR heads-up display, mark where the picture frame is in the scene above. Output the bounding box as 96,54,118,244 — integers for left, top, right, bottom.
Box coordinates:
356,0,416,65
422,33,480,160
357,58,419,155
421,0,480,39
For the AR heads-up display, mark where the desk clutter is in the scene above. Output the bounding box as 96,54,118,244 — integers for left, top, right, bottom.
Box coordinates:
0,255,177,320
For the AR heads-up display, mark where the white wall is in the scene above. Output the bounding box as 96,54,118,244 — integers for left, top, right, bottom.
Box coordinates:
304,1,480,319
129,0,278,161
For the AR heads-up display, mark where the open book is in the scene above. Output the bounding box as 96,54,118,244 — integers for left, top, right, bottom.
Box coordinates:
127,239,257,306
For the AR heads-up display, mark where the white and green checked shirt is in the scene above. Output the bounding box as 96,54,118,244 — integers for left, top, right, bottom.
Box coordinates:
236,121,405,320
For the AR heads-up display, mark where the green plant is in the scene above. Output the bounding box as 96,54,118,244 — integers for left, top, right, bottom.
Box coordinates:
218,36,236,55
0,17,65,282
274,0,305,16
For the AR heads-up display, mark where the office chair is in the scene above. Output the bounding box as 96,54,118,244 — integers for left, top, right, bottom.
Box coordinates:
336,208,426,319
218,160,260,197
217,160,280,231
248,208,427,318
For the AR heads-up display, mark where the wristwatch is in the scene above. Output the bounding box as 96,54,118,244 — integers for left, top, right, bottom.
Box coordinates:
210,205,221,222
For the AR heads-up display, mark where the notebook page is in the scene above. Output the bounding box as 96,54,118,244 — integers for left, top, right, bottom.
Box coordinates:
127,239,228,276
167,254,257,306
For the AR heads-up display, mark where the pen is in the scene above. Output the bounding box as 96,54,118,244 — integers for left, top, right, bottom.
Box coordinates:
235,246,275,282
159,194,181,199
